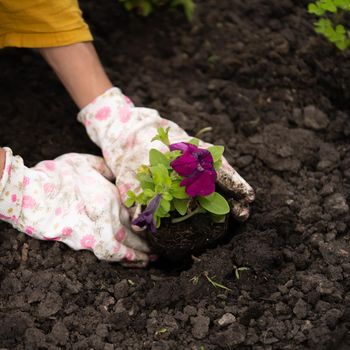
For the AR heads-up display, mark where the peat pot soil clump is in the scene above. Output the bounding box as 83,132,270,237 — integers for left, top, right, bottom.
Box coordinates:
147,212,229,261
1,0,350,349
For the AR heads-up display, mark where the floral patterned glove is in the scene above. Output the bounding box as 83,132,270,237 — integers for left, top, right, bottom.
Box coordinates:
78,88,255,221
0,148,150,266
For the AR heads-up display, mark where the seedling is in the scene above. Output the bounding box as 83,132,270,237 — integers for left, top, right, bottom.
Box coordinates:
118,0,195,20
125,127,230,233
308,0,350,50
155,327,168,336
190,275,200,285
234,266,249,280
203,271,232,292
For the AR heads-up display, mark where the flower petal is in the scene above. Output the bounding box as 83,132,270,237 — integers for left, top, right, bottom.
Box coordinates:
169,142,189,153
147,194,162,213
198,150,215,170
181,170,216,197
131,195,161,232
171,153,198,177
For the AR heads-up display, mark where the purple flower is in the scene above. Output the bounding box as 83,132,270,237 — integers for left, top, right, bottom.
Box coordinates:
132,195,161,233
170,142,216,197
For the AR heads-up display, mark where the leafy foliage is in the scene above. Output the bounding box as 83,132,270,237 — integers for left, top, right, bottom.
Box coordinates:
308,0,350,50
126,127,230,232
118,0,195,20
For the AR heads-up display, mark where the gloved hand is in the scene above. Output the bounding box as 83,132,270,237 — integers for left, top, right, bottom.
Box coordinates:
78,88,255,221
0,148,150,266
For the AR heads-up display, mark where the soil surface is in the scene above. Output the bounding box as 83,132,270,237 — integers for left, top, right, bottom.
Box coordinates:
1,0,350,349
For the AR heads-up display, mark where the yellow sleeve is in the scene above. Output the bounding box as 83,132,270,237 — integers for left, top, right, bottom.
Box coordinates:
0,0,93,48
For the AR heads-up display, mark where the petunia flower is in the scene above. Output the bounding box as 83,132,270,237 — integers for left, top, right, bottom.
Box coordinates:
132,194,162,233
170,142,216,197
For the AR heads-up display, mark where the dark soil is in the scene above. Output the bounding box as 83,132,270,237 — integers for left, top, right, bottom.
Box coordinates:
1,0,350,349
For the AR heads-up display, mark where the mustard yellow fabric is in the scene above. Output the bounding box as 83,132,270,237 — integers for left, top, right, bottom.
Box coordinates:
0,0,93,48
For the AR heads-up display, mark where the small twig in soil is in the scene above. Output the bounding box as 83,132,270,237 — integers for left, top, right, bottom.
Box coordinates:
21,243,29,262
191,255,202,262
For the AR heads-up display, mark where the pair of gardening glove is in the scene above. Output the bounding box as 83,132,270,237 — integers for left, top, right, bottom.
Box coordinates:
0,88,255,267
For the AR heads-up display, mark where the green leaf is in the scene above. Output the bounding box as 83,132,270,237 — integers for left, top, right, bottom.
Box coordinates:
320,0,337,12
170,181,189,199
124,197,135,208
335,0,350,10
198,192,230,215
126,190,136,199
136,170,154,190
336,37,350,50
162,192,173,201
208,145,224,162
188,137,200,146
173,198,189,215
336,24,346,34
308,3,325,15
155,204,170,217
171,0,195,20
150,164,171,187
135,192,147,205
315,18,332,34
151,127,170,146
160,198,171,213
149,149,169,167
213,159,222,171
155,215,161,228
139,0,152,16
144,188,154,198
124,1,134,11
165,150,182,162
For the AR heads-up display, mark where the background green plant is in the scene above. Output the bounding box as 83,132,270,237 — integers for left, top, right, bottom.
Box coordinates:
118,0,195,20
308,0,350,50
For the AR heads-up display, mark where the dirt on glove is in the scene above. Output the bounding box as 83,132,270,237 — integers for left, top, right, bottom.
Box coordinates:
1,0,350,349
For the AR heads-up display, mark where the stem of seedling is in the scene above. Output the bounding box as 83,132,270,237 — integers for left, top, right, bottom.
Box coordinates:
190,275,200,285
234,266,250,280
203,271,232,292
195,126,213,139
171,207,206,224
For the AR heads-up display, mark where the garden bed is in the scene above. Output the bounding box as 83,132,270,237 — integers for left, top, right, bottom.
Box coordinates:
0,0,350,349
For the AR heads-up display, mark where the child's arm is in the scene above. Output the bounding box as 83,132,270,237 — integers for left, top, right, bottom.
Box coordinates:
39,43,112,109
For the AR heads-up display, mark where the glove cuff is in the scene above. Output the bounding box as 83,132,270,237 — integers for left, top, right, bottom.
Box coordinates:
77,87,133,126
0,147,24,226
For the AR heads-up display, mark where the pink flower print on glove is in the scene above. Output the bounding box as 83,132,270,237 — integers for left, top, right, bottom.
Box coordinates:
95,106,111,121
119,105,132,123
43,161,55,171
80,234,96,249
22,195,36,210
62,227,73,237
